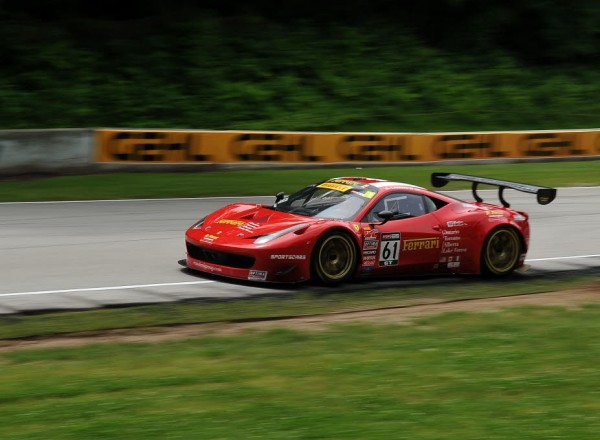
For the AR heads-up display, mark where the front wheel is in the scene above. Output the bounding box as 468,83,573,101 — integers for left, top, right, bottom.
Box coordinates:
481,227,522,277
311,232,357,285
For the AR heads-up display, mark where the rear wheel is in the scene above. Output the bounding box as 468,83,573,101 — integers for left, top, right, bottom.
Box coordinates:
311,232,357,285
481,227,521,277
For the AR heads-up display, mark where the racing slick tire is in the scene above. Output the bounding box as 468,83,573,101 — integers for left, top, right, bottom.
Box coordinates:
481,226,522,277
311,231,358,285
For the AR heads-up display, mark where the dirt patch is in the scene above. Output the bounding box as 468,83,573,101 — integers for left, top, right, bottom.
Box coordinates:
1,283,598,352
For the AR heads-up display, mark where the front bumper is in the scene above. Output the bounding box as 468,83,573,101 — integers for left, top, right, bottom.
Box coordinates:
185,238,311,283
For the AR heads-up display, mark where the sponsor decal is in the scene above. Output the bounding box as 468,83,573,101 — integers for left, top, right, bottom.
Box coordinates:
362,250,377,255
364,229,379,239
202,233,220,242
248,270,268,281
362,255,376,262
379,233,401,266
431,133,505,159
239,222,260,232
363,240,379,250
442,229,460,235
229,133,323,161
317,182,353,192
402,237,441,251
486,210,505,216
443,236,461,242
330,178,362,186
487,213,505,222
337,134,416,161
539,195,551,204
446,220,467,228
362,191,376,199
100,130,214,162
270,254,307,260
518,132,577,157
216,219,246,226
439,255,461,269
192,261,222,273
442,247,468,254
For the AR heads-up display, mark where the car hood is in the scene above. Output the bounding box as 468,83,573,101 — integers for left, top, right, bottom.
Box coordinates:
189,203,323,241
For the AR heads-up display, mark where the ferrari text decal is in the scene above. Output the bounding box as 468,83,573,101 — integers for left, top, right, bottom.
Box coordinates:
402,237,440,251
379,233,400,266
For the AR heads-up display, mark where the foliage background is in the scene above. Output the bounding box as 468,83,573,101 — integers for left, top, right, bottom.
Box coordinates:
0,0,598,131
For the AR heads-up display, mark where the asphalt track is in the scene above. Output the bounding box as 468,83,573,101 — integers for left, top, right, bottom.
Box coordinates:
1,187,599,314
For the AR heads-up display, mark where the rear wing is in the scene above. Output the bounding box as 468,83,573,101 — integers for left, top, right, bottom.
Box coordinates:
431,173,556,207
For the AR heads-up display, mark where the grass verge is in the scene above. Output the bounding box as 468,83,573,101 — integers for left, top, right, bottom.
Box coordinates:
1,160,599,201
1,273,597,340
0,301,598,439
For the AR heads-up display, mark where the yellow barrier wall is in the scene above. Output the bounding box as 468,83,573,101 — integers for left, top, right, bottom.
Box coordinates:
96,129,600,163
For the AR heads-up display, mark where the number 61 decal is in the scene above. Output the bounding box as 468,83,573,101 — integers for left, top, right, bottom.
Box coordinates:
379,233,400,266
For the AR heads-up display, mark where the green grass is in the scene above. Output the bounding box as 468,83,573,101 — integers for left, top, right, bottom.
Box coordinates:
1,160,599,201
0,304,598,439
1,274,597,340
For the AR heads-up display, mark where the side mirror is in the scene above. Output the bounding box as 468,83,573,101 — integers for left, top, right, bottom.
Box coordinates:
275,192,286,203
376,210,394,225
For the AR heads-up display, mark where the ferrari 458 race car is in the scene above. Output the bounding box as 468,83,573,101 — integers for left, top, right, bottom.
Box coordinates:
184,173,556,284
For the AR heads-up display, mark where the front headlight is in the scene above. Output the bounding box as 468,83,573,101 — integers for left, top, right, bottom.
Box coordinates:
254,223,309,244
192,217,206,229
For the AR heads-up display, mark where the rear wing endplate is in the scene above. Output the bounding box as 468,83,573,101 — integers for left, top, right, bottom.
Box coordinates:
431,173,556,207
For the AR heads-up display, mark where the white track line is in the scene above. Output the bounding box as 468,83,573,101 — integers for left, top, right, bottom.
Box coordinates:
1,254,598,298
526,254,600,262
0,280,214,298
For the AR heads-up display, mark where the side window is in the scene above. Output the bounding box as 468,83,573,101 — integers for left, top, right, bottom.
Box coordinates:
425,195,447,211
363,192,429,222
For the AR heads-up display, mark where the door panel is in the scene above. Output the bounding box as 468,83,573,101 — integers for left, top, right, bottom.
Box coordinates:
359,213,443,274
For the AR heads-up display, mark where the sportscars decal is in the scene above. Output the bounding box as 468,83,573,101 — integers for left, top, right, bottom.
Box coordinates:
270,254,307,260
379,233,400,266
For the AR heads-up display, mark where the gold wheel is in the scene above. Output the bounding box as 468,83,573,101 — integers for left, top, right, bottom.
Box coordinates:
313,233,356,284
482,227,521,276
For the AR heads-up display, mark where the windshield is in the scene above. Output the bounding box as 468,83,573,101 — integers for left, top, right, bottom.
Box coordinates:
272,179,378,220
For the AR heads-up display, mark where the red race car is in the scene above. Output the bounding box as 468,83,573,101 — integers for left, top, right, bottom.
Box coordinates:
184,173,556,284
